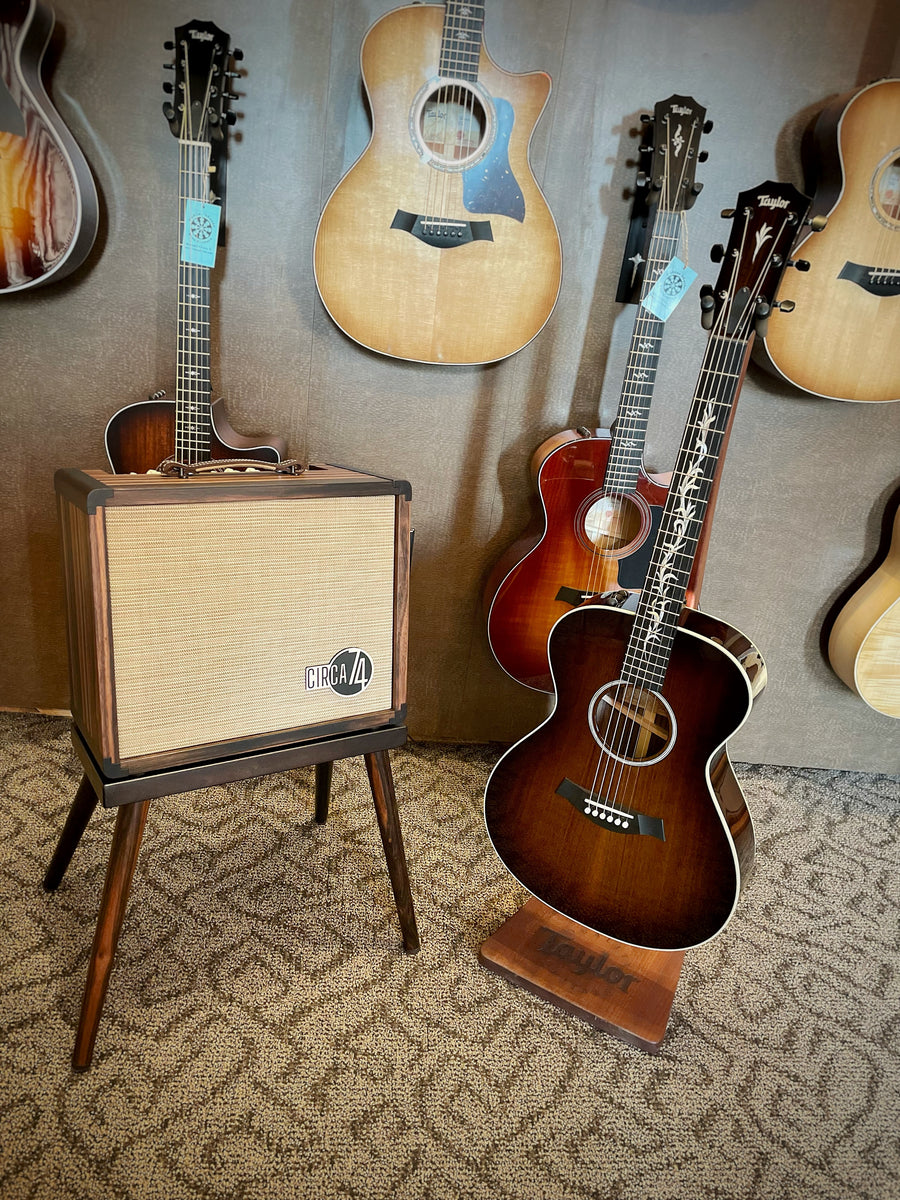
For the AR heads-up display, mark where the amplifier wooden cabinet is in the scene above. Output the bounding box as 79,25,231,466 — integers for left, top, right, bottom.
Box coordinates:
55,465,410,777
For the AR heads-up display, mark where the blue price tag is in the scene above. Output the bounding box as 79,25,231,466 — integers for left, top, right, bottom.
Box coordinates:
180,200,221,267
642,257,698,322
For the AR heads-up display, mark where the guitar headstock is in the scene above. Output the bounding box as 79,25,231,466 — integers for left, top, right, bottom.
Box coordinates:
701,180,813,339
162,20,240,145
642,94,711,214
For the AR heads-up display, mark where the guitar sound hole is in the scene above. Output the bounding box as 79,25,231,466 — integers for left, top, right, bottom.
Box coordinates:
872,152,900,227
416,84,487,170
578,492,647,556
590,681,675,767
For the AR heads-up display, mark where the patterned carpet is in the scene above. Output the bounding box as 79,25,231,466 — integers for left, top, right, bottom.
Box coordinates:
1,711,898,1200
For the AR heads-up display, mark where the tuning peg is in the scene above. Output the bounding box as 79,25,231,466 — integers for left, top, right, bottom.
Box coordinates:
720,208,735,219
163,40,174,50
226,91,239,101
225,111,237,125
639,112,652,124
635,171,649,188
699,284,716,329
789,259,811,272
232,48,244,61
691,181,704,196
162,101,176,122
703,119,713,133
162,81,173,94
709,243,725,263
754,299,771,337
806,214,827,232
697,151,708,163
774,299,796,312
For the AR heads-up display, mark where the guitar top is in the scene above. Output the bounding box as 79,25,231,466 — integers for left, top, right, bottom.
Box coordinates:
313,1,561,364
828,501,900,718
757,76,900,402
0,0,98,292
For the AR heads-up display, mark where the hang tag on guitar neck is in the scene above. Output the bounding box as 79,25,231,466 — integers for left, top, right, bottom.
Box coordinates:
642,257,697,322
181,200,221,268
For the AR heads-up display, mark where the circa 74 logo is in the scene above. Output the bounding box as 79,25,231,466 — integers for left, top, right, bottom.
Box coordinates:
305,647,373,696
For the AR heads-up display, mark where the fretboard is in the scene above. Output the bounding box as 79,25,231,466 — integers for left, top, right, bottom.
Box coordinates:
604,209,682,494
439,1,484,81
176,139,214,463
622,334,749,690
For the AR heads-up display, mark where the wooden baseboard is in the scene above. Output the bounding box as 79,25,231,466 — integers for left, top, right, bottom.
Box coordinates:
479,897,684,1052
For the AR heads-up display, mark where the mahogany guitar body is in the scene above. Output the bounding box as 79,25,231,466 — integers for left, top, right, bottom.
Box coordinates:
487,429,669,691
484,604,755,951
0,0,98,292
757,77,900,402
313,3,561,364
105,399,286,475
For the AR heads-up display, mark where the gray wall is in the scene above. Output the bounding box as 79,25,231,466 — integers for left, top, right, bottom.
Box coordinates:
2,0,899,773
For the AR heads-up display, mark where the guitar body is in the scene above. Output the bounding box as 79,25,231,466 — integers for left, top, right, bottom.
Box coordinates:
757,77,900,402
828,506,900,717
105,399,285,475
0,0,98,292
484,605,755,951
313,3,561,364
487,430,668,690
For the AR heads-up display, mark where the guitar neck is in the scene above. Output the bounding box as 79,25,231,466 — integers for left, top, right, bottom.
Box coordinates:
605,208,682,492
176,139,214,463
439,1,484,80
623,333,750,689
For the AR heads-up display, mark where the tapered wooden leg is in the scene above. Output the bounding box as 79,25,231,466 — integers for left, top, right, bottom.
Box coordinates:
43,774,99,892
364,749,419,954
315,760,333,825
73,799,150,1071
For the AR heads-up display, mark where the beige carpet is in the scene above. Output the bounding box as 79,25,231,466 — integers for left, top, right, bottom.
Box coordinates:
1,711,898,1200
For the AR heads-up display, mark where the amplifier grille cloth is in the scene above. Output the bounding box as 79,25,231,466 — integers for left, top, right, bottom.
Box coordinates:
105,495,396,758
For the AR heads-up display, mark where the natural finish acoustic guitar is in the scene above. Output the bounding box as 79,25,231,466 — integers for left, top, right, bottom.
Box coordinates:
313,1,561,365
0,0,98,292
105,21,284,474
828,500,900,718
485,181,815,951
486,95,711,691
757,77,900,402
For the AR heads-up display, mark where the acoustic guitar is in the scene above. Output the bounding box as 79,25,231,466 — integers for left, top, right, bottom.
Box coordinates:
484,180,815,951
0,0,98,292
313,1,561,365
828,500,900,718
486,95,711,691
105,20,284,474
756,76,900,402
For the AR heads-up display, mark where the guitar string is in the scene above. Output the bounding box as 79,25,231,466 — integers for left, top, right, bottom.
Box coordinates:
587,204,787,827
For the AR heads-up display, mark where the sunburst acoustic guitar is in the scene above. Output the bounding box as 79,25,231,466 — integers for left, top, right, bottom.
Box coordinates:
313,1,561,365
486,95,711,691
105,20,284,474
485,181,815,952
0,0,98,293
756,76,900,402
828,498,900,718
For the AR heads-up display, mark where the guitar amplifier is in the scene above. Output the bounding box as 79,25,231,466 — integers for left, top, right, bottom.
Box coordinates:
55,465,410,777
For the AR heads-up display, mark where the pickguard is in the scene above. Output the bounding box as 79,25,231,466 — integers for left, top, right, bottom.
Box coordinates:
461,97,524,222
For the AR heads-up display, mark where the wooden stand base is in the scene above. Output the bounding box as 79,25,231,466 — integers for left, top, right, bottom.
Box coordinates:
479,898,684,1053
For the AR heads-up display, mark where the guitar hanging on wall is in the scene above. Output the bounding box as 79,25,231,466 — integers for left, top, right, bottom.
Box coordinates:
486,95,711,691
313,1,562,365
828,497,900,718
484,180,816,952
0,0,98,293
105,20,284,474
756,76,900,403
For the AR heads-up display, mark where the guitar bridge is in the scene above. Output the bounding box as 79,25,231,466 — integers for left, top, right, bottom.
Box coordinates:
838,261,900,297
391,209,493,249
556,777,665,841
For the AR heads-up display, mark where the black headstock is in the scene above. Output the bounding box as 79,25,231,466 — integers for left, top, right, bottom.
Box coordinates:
642,94,711,214
701,180,813,339
162,20,239,145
